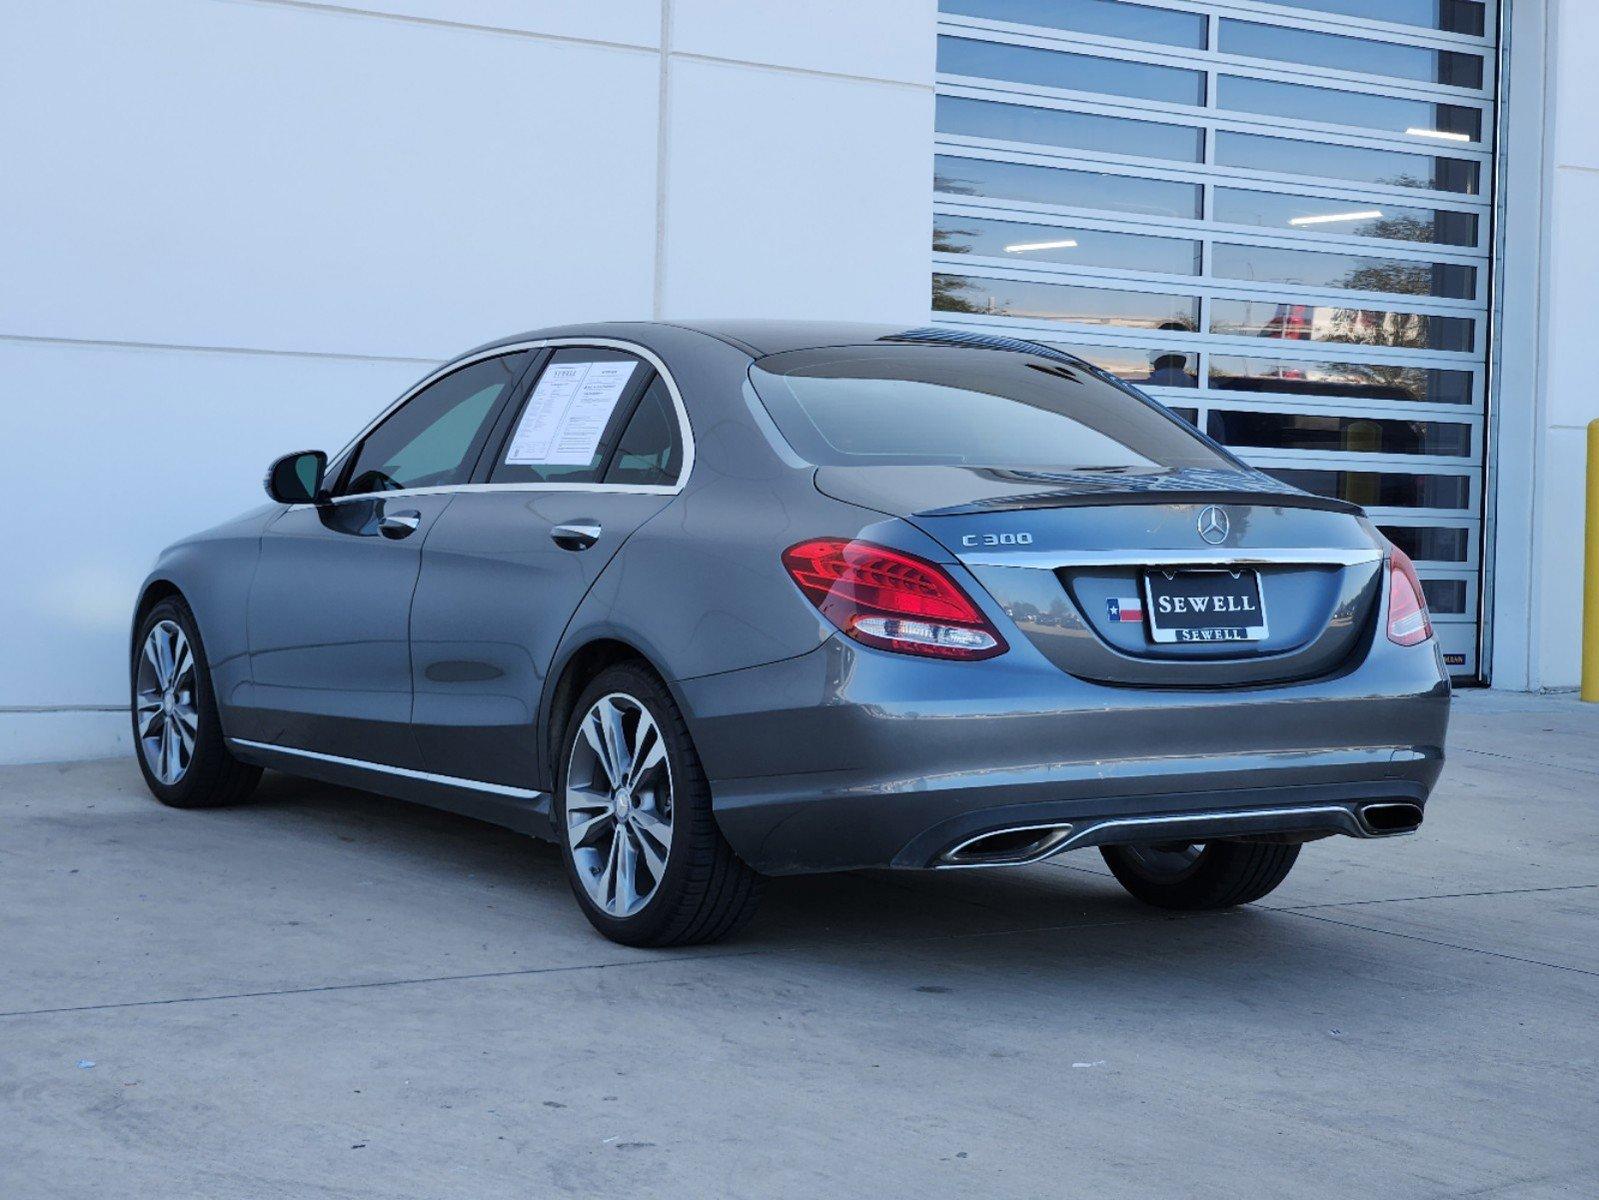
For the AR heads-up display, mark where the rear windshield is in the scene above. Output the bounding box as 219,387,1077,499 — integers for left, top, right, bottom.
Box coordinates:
748,344,1233,470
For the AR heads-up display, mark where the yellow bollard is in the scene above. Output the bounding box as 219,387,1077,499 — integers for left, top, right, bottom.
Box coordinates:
1585,419,1599,702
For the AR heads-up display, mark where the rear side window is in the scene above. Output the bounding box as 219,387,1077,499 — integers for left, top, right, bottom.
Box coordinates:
603,376,683,486
747,343,1232,470
338,352,531,497
490,348,649,484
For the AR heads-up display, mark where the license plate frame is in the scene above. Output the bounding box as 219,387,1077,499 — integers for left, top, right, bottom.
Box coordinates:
1142,568,1268,644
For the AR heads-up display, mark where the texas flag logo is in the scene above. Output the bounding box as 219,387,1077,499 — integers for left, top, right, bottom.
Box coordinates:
1107,596,1144,624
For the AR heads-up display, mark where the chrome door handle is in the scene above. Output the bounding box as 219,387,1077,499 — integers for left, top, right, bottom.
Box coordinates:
551,522,601,551
378,509,422,539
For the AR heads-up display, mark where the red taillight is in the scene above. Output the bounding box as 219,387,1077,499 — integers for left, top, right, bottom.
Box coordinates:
781,538,1007,660
1386,545,1433,647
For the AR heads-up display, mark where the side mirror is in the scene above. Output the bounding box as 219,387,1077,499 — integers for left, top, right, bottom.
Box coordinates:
264,450,328,504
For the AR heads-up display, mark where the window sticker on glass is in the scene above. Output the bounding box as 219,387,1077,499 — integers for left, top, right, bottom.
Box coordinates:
506,360,637,466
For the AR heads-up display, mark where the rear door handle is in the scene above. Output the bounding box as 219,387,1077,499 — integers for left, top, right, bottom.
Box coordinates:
551,522,601,551
378,509,422,539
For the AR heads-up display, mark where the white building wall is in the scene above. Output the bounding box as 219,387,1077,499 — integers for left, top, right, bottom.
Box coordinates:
0,0,935,764
1490,0,1597,692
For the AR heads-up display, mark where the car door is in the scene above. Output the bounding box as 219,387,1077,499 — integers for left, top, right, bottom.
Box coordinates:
409,345,689,789
240,350,536,766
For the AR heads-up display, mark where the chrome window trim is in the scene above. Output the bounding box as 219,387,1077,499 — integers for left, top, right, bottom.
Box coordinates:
319,336,697,506
229,738,546,801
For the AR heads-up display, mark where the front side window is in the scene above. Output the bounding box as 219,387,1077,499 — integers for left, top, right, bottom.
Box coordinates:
747,342,1233,470
339,353,531,496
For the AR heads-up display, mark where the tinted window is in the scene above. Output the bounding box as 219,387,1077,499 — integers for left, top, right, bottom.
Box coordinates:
339,353,530,497
490,348,647,485
1209,297,1472,352
1207,355,1471,405
1381,525,1469,561
1043,340,1197,389
936,154,1203,220
1268,468,1470,509
936,95,1202,163
748,344,1232,470
1213,187,1478,247
1219,75,1481,142
934,214,1201,275
1220,20,1483,88
939,0,1205,48
603,377,684,487
939,36,1205,106
1207,411,1472,457
1210,242,1475,300
1266,0,1485,35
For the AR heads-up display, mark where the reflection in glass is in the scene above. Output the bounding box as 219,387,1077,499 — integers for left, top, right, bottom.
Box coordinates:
1210,298,1473,352
936,96,1203,163
1213,187,1478,246
1266,0,1485,36
939,36,1206,106
1220,20,1483,88
1208,356,1472,405
1219,76,1481,142
939,0,1207,48
1211,242,1476,299
934,215,1201,275
1420,578,1468,613
935,154,1203,220
1380,525,1470,562
933,273,1199,331
1207,411,1471,457
1267,468,1470,509
1044,340,1198,388
1215,131,1479,195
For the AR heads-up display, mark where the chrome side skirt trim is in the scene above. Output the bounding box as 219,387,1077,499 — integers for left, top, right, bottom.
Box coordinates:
228,738,544,801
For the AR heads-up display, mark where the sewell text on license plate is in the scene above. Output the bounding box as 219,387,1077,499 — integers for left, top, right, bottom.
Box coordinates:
1142,568,1268,644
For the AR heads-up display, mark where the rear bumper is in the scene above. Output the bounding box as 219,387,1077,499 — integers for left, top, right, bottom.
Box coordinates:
677,632,1449,875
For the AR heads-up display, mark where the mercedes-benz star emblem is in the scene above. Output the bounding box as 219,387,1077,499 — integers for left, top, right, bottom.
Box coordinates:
1196,505,1230,545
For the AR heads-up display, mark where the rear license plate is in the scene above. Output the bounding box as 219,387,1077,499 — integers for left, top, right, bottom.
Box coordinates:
1142,569,1267,644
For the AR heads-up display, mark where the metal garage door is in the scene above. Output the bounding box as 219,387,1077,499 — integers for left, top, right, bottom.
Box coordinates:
930,0,1496,679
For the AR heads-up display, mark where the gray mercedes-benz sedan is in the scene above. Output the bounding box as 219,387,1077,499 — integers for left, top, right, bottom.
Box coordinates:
130,321,1449,945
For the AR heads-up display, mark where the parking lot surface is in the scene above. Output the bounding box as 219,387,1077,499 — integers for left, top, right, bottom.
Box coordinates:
2,691,1596,1199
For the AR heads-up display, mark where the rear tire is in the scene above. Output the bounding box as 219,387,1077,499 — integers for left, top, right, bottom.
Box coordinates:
131,596,261,809
1101,840,1300,910
555,662,763,947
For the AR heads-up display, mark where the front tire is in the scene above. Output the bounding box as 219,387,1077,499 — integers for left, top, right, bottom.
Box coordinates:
131,597,261,809
555,662,763,947
1101,840,1300,910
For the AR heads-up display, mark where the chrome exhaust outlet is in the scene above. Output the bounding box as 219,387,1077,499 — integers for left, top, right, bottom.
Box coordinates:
939,822,1075,868
1358,801,1424,836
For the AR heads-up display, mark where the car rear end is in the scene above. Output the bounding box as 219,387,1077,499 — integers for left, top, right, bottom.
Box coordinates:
680,334,1449,876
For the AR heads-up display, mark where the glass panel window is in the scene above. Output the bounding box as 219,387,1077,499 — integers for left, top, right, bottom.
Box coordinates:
1380,525,1470,561
1214,187,1479,247
1210,242,1476,300
339,353,530,496
1267,468,1471,509
936,95,1203,163
1207,411,1471,457
1045,340,1198,389
938,36,1206,107
1209,297,1473,352
1219,75,1482,142
935,154,1202,220
1267,0,1485,36
939,0,1206,48
603,376,683,487
1220,20,1483,89
1421,578,1468,613
1207,355,1472,404
934,214,1201,275
934,273,1198,331
1215,131,1480,195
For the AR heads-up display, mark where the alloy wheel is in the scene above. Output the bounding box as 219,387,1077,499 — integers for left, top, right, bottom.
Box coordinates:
135,619,198,786
565,693,674,918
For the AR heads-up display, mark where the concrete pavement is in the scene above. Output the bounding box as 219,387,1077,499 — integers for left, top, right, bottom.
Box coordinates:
1,691,1595,1199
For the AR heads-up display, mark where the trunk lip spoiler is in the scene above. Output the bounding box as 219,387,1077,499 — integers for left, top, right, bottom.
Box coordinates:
915,489,1363,518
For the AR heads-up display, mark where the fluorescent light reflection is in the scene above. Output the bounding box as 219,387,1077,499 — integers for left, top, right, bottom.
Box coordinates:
1003,238,1080,253
1288,209,1384,227
1405,127,1472,142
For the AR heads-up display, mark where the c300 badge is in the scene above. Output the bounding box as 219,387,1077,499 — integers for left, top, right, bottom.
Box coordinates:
961,532,1034,547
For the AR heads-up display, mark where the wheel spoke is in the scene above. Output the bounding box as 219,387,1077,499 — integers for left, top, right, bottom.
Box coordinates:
568,806,613,848
627,720,665,790
598,699,632,787
631,811,670,879
614,829,639,914
161,723,181,783
581,709,617,789
595,831,620,910
136,695,164,737
172,641,194,688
